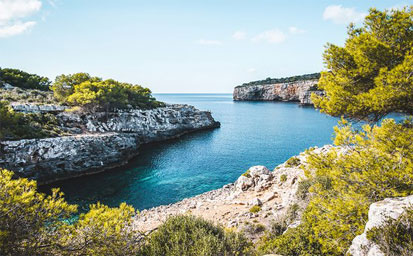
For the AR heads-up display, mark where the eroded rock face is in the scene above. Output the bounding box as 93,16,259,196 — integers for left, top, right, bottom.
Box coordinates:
233,79,323,105
0,104,220,183
11,103,67,113
347,195,413,256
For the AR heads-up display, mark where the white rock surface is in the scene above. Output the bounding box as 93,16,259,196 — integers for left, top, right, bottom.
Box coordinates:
0,104,219,183
348,195,413,256
233,79,323,105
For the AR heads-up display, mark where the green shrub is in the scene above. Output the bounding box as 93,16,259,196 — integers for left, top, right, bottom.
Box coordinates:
249,205,261,213
285,156,300,167
367,206,413,256
0,88,57,104
51,73,164,111
242,169,251,178
142,215,254,256
243,223,266,235
0,68,51,91
0,101,65,140
295,179,313,200
280,174,287,182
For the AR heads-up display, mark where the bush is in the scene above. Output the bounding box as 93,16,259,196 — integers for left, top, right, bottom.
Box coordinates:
285,156,300,167
0,169,77,255
280,174,287,182
0,101,65,140
51,73,164,111
249,205,261,213
0,68,51,91
262,119,413,255
142,215,254,256
295,179,313,200
367,206,413,256
0,169,142,256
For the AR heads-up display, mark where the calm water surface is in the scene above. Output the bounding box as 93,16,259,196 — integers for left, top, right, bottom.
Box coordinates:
41,94,339,211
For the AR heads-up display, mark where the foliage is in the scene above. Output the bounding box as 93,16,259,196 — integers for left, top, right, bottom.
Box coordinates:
141,215,254,256
0,101,65,141
249,205,261,213
242,169,251,178
312,7,413,122
262,119,413,255
51,72,164,110
236,73,320,88
242,223,266,235
51,73,101,102
285,156,301,167
0,88,57,104
367,206,413,256
59,203,140,256
0,169,77,255
279,174,287,182
0,68,51,91
295,179,313,200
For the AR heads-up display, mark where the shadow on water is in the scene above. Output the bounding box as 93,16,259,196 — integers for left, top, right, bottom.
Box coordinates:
40,94,340,211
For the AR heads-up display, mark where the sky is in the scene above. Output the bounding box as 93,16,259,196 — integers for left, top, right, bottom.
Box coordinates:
0,0,411,93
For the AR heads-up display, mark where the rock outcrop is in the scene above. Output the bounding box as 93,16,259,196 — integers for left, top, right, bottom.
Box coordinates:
233,79,323,105
133,146,332,241
0,104,220,184
10,102,67,113
347,195,413,256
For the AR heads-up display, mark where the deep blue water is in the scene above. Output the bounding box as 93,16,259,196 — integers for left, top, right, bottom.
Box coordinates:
41,94,339,211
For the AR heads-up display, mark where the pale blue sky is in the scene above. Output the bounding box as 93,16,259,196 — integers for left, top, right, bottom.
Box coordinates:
0,0,410,92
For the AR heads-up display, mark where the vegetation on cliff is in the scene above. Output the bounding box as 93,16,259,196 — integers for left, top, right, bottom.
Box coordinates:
0,101,65,140
0,68,51,91
260,7,413,256
236,72,320,88
0,71,164,140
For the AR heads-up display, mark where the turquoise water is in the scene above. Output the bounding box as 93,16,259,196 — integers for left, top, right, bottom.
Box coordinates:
41,94,339,211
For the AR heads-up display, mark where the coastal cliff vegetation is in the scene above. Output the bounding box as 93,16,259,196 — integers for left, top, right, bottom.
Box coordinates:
259,6,413,256
236,72,320,88
0,71,164,140
0,5,412,256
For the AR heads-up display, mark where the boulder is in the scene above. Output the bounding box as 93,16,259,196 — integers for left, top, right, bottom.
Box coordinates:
347,195,413,256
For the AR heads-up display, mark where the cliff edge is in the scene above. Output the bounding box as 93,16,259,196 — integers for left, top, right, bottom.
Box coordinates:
0,104,220,184
233,73,324,105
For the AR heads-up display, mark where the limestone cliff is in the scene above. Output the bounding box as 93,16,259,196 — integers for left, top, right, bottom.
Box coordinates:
347,195,413,256
233,79,323,105
0,104,220,184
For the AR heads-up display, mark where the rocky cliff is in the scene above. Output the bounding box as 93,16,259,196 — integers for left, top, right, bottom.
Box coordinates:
348,195,413,256
0,104,220,184
233,79,324,105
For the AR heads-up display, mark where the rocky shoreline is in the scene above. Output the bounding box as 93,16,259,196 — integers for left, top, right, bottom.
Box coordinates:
233,79,324,105
133,146,332,241
0,104,220,184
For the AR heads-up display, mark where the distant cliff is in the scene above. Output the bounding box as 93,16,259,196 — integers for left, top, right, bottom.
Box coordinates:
233,73,324,105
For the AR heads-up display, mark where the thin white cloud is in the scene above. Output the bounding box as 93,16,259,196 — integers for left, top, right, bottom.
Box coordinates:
288,26,305,34
0,21,35,37
0,0,42,38
323,5,366,24
198,39,222,46
247,68,256,73
232,31,246,40
251,29,286,44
